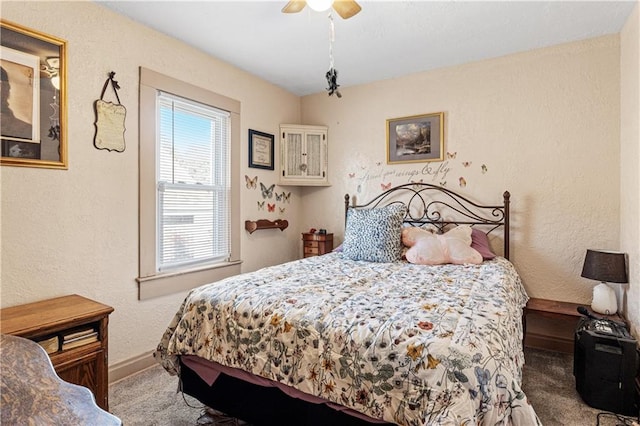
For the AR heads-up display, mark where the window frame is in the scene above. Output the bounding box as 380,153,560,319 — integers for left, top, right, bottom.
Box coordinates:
138,68,241,300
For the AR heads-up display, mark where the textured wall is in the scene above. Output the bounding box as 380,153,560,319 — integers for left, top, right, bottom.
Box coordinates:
620,3,639,338
1,1,637,371
0,1,302,367
301,36,623,311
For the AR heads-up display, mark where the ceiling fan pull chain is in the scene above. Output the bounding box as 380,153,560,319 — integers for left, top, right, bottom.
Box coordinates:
328,12,335,69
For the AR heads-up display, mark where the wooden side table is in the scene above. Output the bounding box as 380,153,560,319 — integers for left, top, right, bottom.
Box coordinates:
524,297,624,353
302,232,333,258
0,294,114,410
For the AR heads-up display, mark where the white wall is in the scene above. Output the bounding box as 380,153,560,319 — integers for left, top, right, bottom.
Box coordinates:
0,1,304,369
301,36,625,317
620,3,639,337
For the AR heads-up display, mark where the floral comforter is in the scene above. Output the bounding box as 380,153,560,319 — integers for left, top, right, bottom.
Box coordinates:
155,253,540,425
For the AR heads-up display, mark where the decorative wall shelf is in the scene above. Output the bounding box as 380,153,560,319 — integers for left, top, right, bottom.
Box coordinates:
245,219,289,234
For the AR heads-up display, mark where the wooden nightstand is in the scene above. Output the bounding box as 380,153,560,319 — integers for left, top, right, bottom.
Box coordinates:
302,232,333,257
524,297,624,353
0,294,114,411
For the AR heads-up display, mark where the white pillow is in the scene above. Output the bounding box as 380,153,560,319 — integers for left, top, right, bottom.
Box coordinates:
402,225,482,265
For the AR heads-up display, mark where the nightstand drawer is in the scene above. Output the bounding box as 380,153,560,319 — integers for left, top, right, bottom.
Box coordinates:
304,247,319,255
304,241,319,248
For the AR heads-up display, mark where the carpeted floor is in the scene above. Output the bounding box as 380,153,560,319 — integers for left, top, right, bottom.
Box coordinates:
109,348,630,425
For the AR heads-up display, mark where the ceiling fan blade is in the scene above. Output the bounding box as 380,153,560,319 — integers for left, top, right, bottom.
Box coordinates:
282,0,307,14
332,0,361,19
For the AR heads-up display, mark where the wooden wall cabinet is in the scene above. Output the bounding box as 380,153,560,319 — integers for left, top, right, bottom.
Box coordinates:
302,232,333,257
0,294,114,411
279,124,329,186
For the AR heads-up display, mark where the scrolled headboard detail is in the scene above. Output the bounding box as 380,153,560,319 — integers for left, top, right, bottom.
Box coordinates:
344,183,511,259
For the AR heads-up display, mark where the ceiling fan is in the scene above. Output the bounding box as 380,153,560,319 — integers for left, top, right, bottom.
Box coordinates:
282,0,362,20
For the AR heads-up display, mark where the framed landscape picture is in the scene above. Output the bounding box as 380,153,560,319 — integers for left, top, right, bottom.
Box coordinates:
386,112,444,164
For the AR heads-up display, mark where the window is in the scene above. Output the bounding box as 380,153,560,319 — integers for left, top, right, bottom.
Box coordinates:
138,68,241,299
157,93,230,271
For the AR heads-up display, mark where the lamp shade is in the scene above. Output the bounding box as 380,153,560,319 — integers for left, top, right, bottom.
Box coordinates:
581,249,628,283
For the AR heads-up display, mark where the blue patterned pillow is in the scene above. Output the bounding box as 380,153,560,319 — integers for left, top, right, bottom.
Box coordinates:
342,204,407,262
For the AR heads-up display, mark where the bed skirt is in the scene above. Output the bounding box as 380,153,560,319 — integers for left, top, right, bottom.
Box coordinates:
180,355,394,425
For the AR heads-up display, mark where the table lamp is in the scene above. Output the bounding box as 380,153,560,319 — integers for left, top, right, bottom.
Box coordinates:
581,249,628,315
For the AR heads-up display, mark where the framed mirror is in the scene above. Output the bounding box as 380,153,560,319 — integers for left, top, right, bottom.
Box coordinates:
1,20,67,169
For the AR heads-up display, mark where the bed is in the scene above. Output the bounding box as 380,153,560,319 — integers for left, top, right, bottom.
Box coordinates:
154,183,540,425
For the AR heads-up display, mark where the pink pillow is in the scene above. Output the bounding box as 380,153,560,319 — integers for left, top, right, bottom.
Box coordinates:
402,226,482,265
471,228,496,260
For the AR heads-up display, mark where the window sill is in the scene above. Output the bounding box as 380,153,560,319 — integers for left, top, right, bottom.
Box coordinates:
137,260,242,300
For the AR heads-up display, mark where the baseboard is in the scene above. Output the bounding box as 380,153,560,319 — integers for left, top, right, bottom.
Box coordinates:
109,350,156,384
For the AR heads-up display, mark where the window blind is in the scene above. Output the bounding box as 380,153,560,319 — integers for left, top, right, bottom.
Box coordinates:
156,92,231,271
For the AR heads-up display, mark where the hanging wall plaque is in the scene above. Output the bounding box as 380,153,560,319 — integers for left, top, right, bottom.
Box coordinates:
93,71,125,152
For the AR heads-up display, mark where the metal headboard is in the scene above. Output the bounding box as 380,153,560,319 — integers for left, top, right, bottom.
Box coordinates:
344,183,511,259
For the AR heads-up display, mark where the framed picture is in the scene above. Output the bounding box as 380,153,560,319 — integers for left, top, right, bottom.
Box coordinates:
386,112,444,164
248,129,274,170
1,46,39,143
1,20,67,169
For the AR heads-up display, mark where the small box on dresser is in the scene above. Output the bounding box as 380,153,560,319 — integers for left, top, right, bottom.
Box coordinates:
302,232,333,258
0,294,114,411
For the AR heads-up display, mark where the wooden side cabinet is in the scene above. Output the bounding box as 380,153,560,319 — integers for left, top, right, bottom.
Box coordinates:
0,294,114,411
524,297,623,353
302,232,333,257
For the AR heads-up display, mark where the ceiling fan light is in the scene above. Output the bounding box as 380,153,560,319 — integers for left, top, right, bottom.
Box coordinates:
307,0,333,12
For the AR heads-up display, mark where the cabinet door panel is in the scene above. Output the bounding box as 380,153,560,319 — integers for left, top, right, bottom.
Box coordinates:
55,351,103,407
305,133,322,177
284,132,304,177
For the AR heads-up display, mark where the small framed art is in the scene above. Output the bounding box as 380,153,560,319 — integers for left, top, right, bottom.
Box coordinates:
248,129,274,170
386,112,444,164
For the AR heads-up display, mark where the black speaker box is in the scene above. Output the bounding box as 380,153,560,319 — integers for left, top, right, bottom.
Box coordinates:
574,317,639,416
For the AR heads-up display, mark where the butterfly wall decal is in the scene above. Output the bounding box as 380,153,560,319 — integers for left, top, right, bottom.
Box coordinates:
260,183,275,199
267,203,275,212
348,172,355,178
257,201,265,210
462,161,472,167
245,175,257,189
411,179,423,189
381,182,392,191
459,177,467,188
275,191,291,203
481,164,488,174
279,207,285,213
446,151,457,159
